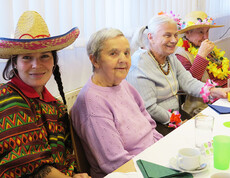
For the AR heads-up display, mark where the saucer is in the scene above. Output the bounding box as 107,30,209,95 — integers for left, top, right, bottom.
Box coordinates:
169,157,208,174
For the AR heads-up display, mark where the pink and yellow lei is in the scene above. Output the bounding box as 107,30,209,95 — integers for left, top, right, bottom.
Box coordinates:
177,37,230,80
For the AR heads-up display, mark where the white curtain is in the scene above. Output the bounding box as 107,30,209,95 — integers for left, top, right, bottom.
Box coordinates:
0,0,220,45
1,0,229,44
0,0,230,96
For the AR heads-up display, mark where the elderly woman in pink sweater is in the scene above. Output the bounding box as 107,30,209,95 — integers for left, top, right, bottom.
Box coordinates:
71,28,163,178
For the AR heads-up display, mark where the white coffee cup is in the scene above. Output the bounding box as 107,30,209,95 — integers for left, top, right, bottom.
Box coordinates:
177,148,201,171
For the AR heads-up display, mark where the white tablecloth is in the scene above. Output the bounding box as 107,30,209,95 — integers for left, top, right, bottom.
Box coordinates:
107,98,230,178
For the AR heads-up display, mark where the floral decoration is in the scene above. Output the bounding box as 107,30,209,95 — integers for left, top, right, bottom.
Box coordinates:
158,11,182,29
180,16,216,30
168,110,182,128
200,79,218,103
177,37,230,80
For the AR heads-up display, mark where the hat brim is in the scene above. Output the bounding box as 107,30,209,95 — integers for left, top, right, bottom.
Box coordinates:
0,27,80,59
178,25,224,34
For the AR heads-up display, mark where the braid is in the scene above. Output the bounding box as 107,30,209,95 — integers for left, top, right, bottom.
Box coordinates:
52,56,71,140
53,64,67,105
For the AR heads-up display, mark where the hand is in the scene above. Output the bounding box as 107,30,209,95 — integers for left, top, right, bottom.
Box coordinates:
198,39,215,58
210,87,230,99
73,173,91,178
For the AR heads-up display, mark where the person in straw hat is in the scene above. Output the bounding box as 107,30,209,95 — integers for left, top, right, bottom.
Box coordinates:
175,11,230,116
0,11,90,178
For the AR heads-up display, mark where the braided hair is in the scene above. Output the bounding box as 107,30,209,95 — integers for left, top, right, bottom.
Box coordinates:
52,51,67,105
52,52,71,151
51,52,71,141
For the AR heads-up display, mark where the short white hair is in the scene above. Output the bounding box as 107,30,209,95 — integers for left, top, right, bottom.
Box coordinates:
87,28,124,58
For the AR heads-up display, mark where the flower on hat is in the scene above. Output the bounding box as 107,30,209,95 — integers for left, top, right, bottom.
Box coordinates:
181,16,215,30
158,11,182,29
178,11,223,34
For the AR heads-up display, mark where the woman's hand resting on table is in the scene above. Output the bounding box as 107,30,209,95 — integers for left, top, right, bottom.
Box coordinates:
210,87,230,99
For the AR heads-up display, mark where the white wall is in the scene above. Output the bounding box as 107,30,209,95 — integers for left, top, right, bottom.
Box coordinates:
214,37,230,60
209,15,230,41
0,60,6,83
49,47,92,97
210,15,230,60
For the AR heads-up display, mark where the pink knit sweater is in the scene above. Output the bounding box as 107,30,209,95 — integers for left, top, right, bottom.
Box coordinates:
71,79,163,178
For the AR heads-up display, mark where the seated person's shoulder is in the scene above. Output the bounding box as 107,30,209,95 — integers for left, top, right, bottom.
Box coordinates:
132,48,148,59
0,82,16,97
130,50,150,71
54,98,67,113
0,82,8,88
0,83,31,114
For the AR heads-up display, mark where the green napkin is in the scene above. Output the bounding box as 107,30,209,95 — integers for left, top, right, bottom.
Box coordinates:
137,159,193,178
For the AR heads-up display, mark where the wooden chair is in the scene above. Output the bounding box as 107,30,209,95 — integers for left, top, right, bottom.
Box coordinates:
68,115,91,174
177,90,192,120
57,88,90,173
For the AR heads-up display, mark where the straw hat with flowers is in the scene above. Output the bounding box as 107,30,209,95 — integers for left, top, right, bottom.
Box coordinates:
178,11,224,34
177,11,230,81
0,11,80,59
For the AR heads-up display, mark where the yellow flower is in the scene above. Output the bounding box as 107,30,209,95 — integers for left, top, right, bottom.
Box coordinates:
187,21,195,27
177,38,230,80
219,51,225,56
177,38,183,46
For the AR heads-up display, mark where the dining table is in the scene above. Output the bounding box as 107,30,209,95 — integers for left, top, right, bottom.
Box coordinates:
106,98,230,178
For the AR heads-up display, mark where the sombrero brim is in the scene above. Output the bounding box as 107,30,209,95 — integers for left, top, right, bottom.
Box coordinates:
178,24,224,34
0,27,80,59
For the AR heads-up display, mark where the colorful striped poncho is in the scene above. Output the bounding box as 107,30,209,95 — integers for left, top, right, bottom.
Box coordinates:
0,77,76,178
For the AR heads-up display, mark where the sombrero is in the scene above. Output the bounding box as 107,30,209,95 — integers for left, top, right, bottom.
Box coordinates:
0,11,80,59
178,11,224,34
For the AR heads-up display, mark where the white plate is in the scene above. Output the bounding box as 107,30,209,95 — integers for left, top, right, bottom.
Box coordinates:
169,157,208,174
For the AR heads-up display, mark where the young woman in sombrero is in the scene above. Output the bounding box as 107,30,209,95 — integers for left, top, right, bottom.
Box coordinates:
175,11,230,116
0,11,90,178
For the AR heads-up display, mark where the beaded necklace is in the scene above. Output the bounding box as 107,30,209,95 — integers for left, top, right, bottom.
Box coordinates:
148,51,178,96
149,51,170,75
